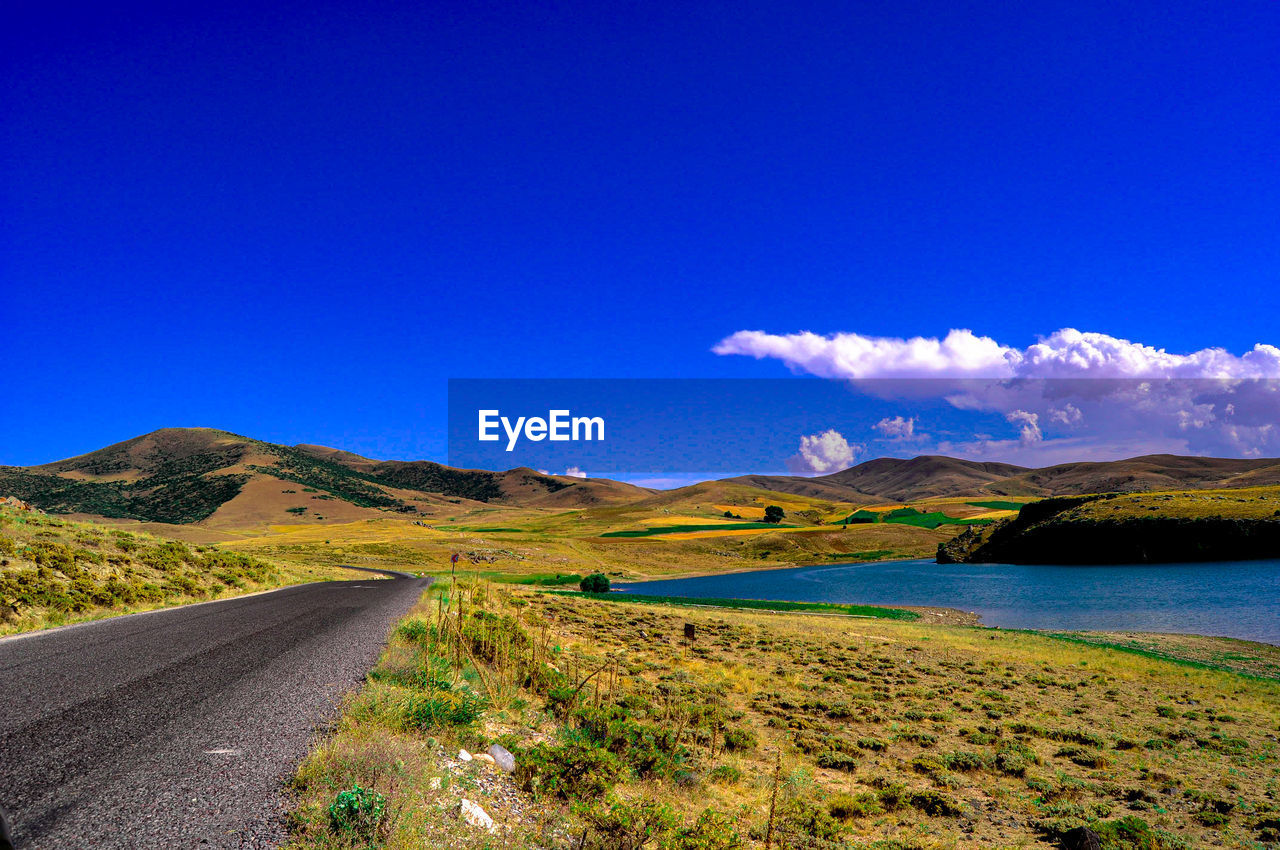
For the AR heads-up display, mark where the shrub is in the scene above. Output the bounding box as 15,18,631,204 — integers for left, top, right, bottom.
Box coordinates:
573,794,676,850
327,784,386,842
580,573,611,593
516,740,623,799
668,808,744,850
722,727,756,752
827,791,882,821
399,688,486,731
774,796,847,843
1092,814,1193,849
816,750,859,771
706,764,742,784
396,618,431,644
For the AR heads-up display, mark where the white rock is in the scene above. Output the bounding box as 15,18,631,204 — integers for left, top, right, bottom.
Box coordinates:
473,752,496,766
427,776,442,790
458,748,473,762
460,798,495,832
487,744,516,773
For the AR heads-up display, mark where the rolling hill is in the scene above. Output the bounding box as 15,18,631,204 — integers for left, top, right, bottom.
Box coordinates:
6,428,1280,534
719,454,1280,502
0,428,651,527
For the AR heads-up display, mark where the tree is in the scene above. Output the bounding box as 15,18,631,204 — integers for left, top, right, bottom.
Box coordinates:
580,572,610,593
763,505,785,524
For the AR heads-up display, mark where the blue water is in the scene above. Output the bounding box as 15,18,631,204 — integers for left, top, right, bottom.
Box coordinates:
618,559,1280,645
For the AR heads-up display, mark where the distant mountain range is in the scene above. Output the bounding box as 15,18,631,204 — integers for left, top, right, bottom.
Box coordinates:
724,453,1280,503
5,427,1280,526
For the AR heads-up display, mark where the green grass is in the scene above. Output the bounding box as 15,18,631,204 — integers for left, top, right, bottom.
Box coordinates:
543,590,919,620
824,549,894,560
888,511,994,529
967,500,1025,512
436,526,525,533
835,507,995,530
600,522,796,538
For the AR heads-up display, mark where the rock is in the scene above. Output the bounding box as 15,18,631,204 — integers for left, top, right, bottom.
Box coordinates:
460,798,495,832
1061,827,1103,850
427,776,442,790
487,744,516,773
473,753,496,766
458,748,472,762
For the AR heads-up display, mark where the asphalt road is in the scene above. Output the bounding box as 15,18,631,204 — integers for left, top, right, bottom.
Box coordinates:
0,573,428,849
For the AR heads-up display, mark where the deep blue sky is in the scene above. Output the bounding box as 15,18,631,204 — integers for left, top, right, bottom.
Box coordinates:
4,0,1278,466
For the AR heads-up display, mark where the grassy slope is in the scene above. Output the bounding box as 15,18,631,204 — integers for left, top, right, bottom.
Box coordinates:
288,582,1280,849
941,486,1280,564
0,506,353,635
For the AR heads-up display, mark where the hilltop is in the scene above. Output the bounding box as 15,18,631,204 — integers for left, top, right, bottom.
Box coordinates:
0,428,650,529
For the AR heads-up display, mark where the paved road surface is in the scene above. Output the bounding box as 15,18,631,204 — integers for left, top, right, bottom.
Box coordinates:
0,574,427,849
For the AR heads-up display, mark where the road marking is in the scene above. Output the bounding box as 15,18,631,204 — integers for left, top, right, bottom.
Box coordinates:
203,748,242,755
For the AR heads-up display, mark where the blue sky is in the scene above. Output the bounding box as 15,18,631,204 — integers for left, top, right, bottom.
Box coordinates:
4,0,1279,470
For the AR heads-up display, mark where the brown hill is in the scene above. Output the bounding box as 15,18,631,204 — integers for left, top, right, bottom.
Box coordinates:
1,428,650,528
9,428,1280,530
988,454,1280,497
718,454,1280,503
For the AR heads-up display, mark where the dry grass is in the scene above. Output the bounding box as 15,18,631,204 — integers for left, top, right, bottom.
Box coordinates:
0,506,354,635
289,584,1280,849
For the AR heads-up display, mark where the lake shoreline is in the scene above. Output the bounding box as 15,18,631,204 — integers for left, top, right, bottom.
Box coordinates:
619,556,1280,646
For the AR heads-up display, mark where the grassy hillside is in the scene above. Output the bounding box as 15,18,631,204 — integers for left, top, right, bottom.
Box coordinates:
1,428,649,528
286,582,1280,849
940,487,1280,564
720,454,1280,504
0,502,349,634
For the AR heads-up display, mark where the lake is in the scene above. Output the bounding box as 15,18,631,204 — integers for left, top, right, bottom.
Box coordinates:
617,558,1280,645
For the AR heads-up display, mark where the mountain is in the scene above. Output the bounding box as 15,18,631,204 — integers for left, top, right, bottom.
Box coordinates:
720,454,1280,503
7,428,1280,529
0,428,651,526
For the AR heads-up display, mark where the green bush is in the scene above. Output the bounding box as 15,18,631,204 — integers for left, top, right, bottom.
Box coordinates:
706,764,741,784
516,740,623,799
816,750,859,771
668,808,744,849
399,688,486,731
573,794,677,850
827,791,883,820
721,727,756,752
327,784,386,842
580,573,610,593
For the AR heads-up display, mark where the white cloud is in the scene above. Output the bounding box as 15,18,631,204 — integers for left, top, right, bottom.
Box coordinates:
714,328,1016,378
787,429,862,475
714,326,1280,381
715,327,1280,460
1006,410,1042,444
873,415,916,439
1048,404,1083,425
563,467,587,479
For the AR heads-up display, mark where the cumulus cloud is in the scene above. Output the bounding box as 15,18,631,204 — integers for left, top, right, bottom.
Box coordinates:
1049,404,1083,425
715,327,1280,381
715,327,1280,461
1006,410,1042,444
787,429,862,475
873,416,917,439
562,467,587,479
